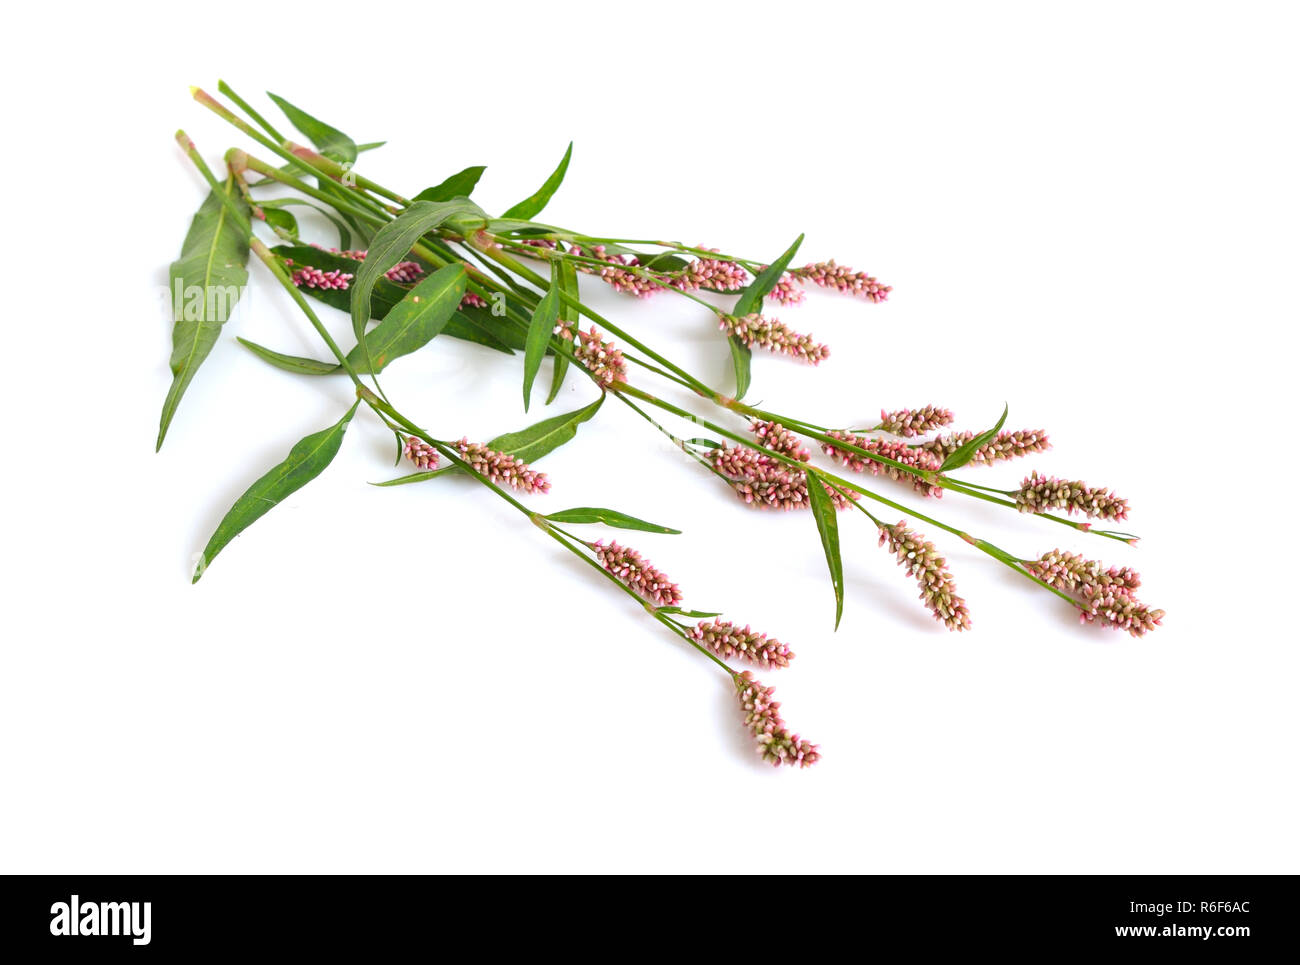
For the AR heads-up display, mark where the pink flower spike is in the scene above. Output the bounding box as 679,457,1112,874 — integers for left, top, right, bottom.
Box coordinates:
877,520,971,631
794,260,891,302
718,312,829,365
290,265,353,290
402,436,439,471
877,405,954,437
920,429,1051,465
1014,472,1129,521
822,432,942,497
460,292,489,309
593,541,683,607
455,438,550,494
750,420,811,462
569,325,628,387
734,672,820,768
710,445,857,511
690,620,794,668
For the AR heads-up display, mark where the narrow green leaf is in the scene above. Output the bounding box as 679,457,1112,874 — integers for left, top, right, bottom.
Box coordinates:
685,437,723,449
414,166,486,202
356,141,387,152
344,264,467,372
260,199,353,248
547,260,579,404
486,394,604,463
266,92,358,164
522,262,561,410
727,338,752,401
349,200,479,345
544,507,681,534
370,468,448,488
237,337,338,375
658,606,725,619
725,234,804,402
805,469,845,630
501,142,573,220
193,402,359,582
157,176,250,451
940,404,1009,472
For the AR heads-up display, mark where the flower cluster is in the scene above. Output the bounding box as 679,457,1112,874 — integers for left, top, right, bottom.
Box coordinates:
1025,549,1162,637
750,419,811,462
313,246,428,285
794,260,891,302
718,313,829,364
735,672,820,768
567,325,628,387
822,432,942,496
1014,472,1129,520
919,429,1051,465
669,249,750,293
289,264,353,290
710,445,856,511
762,270,806,307
593,541,683,606
877,521,972,631
460,292,489,309
690,620,793,668
402,436,439,471
454,438,550,494
571,244,665,298
877,405,954,437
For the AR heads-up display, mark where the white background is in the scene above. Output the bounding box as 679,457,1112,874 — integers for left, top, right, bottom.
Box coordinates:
2,2,1297,873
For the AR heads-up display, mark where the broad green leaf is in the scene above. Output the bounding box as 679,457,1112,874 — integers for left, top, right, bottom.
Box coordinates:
544,507,681,534
940,404,1009,472
501,142,573,220
806,469,845,630
547,260,579,404
157,176,250,451
486,394,603,463
414,166,486,202
193,402,359,582
639,252,690,272
726,234,804,401
237,337,337,375
349,200,478,344
267,91,358,164
522,262,561,410
273,245,514,354
344,264,467,372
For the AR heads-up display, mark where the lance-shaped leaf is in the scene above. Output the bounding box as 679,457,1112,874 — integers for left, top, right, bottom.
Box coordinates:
157,176,250,451
544,507,681,534
414,165,486,202
805,469,845,630
273,244,514,354
260,198,353,249
193,401,359,582
939,404,1009,472
726,234,804,401
522,262,561,410
349,200,478,344
370,396,604,487
501,142,573,220
260,206,298,239
267,92,358,164
547,260,580,404
344,264,467,372
485,393,603,463
237,337,338,375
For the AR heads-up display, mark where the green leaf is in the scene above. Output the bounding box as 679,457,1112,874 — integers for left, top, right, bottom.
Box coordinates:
544,507,681,534
522,262,561,410
414,166,486,202
501,142,573,220
260,198,353,248
486,394,604,463
685,437,723,449
726,338,752,401
349,200,478,345
273,244,514,355
547,260,579,404
724,234,804,402
356,141,387,152
344,264,467,372
260,206,299,239
638,251,690,273
370,469,447,488
805,469,845,630
237,337,338,375
940,404,1009,472
157,176,250,451
193,402,359,582
658,606,725,619
266,91,358,164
